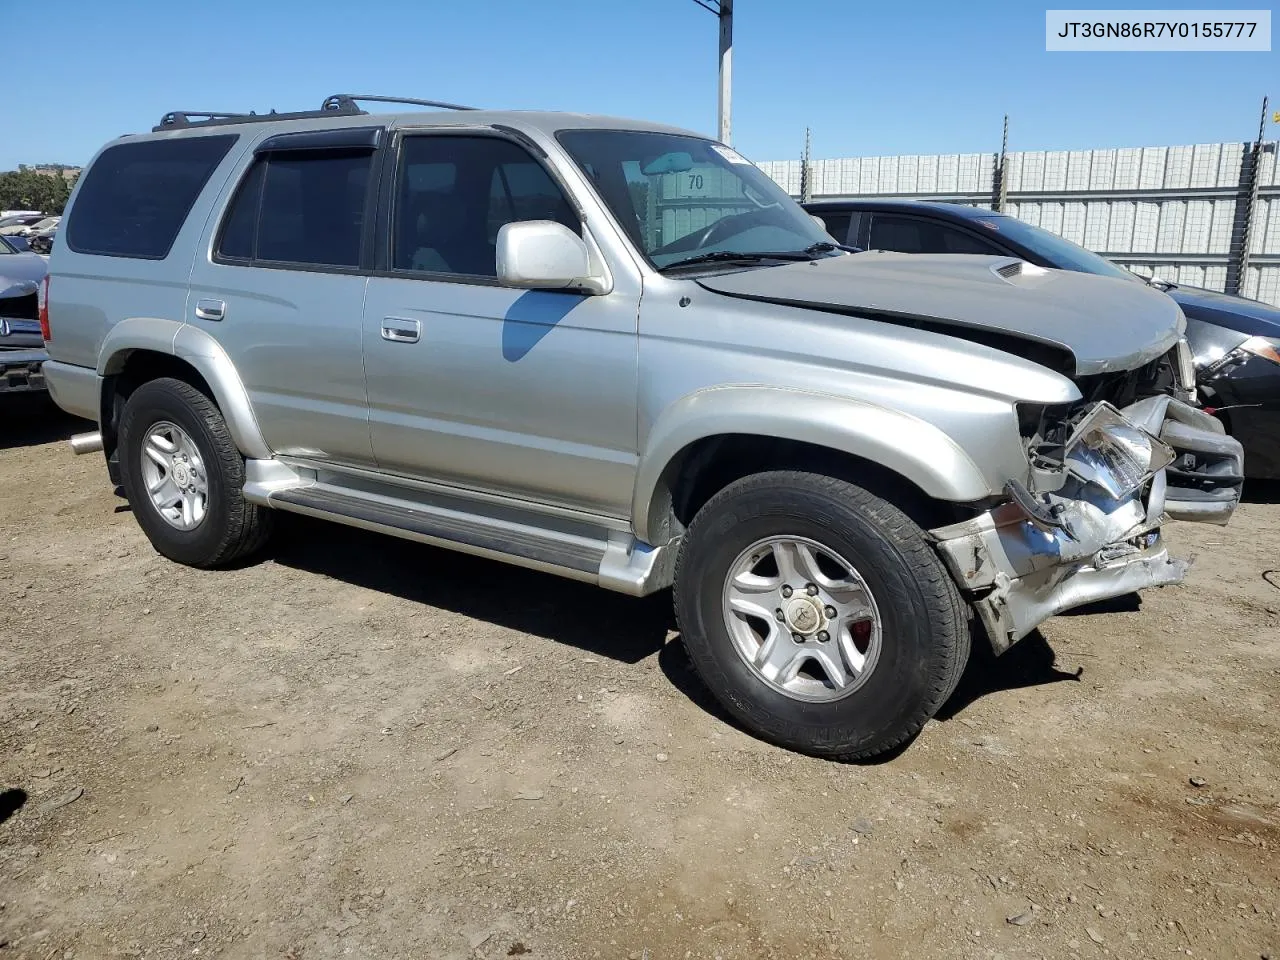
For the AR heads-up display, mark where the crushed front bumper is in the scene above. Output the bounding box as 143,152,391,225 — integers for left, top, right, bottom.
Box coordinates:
931,396,1242,653
0,347,48,393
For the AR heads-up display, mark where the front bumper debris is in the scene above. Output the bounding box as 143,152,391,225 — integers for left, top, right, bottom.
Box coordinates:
0,348,48,393
1122,395,1243,525
931,395,1242,653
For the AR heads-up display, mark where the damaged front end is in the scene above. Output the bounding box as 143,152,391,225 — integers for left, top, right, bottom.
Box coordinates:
931,381,1243,654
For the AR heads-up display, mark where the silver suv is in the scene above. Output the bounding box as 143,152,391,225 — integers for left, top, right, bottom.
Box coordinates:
44,95,1243,759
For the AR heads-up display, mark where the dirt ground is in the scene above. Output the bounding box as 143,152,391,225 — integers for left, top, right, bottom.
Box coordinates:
1,396,1278,960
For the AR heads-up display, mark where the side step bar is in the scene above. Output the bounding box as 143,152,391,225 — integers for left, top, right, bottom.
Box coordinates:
251,469,675,597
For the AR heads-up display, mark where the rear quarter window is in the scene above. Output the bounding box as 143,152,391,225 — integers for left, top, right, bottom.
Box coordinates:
66,135,236,259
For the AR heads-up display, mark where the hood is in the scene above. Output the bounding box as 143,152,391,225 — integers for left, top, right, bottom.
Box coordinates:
1167,284,1280,339
0,250,49,291
694,253,1184,377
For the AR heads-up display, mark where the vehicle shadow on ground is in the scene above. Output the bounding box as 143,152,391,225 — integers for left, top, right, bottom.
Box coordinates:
0,395,91,451
935,630,1082,721
266,516,675,665
655,630,1084,764
0,788,28,825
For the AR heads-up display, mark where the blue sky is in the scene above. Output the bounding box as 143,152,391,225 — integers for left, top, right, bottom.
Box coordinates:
3,0,1275,171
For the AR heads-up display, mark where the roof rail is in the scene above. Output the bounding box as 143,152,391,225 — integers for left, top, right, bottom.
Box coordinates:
153,94,476,133
321,94,479,113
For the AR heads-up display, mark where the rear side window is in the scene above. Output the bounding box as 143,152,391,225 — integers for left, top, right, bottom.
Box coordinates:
216,150,372,269
67,135,235,259
868,215,929,253
868,214,1002,256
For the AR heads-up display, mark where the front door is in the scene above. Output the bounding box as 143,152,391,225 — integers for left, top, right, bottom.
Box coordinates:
361,132,640,517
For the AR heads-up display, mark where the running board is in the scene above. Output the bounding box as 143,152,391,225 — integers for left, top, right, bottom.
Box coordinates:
244,462,674,596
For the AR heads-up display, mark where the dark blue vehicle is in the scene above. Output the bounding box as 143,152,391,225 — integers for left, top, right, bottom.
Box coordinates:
806,198,1280,479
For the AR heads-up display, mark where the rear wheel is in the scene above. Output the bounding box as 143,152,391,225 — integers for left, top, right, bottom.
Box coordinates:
674,470,969,760
118,377,272,567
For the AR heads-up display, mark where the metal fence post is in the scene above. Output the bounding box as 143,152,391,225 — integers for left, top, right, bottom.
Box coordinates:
1228,96,1269,297
993,114,1009,212
800,127,813,203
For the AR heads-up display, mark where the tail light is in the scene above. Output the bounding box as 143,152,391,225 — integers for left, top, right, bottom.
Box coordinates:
37,274,50,341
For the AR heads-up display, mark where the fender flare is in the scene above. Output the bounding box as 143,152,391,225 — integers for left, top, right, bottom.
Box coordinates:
97,317,271,460
631,385,995,545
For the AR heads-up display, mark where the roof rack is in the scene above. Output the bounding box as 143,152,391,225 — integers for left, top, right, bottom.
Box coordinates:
153,93,476,132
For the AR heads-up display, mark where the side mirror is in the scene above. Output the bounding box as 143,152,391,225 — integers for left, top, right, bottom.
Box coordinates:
497,221,600,292
810,214,828,231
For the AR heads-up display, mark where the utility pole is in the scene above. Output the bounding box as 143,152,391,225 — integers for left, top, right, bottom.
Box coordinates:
718,0,733,144
691,0,733,144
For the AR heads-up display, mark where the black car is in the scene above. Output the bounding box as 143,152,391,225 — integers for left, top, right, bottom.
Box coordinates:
27,227,55,255
806,198,1280,479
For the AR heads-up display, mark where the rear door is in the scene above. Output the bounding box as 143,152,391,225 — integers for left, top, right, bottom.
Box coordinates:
185,128,382,466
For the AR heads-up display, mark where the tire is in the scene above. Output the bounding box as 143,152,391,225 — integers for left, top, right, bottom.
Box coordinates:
674,470,969,760
118,377,273,568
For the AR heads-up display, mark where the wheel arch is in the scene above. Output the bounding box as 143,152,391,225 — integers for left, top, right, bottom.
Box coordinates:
97,318,271,461
633,386,995,545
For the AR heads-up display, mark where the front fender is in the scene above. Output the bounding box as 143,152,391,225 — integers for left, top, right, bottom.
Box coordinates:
97,317,271,460
632,385,995,544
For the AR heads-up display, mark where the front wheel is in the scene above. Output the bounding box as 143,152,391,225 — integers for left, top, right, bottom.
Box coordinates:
118,377,273,568
673,471,969,760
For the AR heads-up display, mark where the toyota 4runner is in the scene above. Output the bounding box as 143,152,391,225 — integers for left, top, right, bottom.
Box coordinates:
43,95,1243,759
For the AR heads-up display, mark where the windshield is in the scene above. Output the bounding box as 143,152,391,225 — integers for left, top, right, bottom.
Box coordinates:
556,130,831,269
981,215,1133,281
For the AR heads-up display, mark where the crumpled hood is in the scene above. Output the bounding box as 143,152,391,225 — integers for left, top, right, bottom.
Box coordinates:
695,252,1185,376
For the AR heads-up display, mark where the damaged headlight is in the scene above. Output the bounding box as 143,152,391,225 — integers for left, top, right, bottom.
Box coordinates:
1063,403,1175,500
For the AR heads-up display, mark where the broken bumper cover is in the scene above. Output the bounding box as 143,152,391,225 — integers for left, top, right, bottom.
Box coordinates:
931,396,1241,653
1124,395,1244,525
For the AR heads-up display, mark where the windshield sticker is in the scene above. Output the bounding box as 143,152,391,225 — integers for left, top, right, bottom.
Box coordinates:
710,144,751,165
977,219,1002,231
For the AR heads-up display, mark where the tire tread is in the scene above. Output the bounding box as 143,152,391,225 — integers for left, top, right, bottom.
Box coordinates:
119,377,272,568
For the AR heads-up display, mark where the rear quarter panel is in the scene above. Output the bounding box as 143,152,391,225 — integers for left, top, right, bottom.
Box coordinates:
45,133,255,370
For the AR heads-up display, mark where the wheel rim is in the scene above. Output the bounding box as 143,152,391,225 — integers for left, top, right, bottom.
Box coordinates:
721,536,883,703
138,420,209,531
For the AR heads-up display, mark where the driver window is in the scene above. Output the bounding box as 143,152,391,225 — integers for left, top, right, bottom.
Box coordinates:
394,136,578,278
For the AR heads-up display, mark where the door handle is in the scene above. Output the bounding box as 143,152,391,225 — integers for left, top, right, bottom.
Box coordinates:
194,298,225,322
381,317,421,343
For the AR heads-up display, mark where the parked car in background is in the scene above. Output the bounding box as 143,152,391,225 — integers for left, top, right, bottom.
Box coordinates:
20,216,60,237
806,198,1280,479
28,223,58,255
0,213,47,235
0,234,49,393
